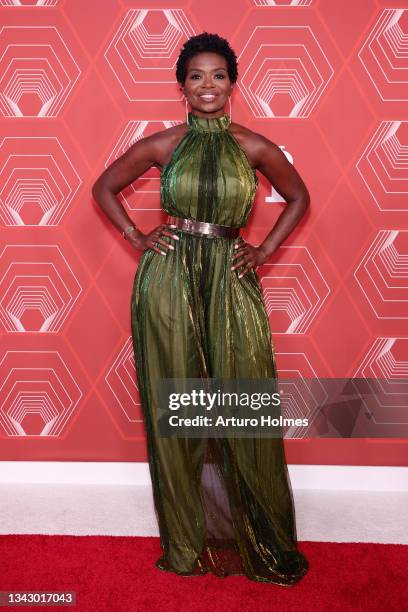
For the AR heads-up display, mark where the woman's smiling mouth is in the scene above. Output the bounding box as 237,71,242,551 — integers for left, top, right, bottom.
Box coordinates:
199,94,217,101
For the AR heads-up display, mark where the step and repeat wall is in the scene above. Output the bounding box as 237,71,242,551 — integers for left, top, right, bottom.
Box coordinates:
1,0,407,465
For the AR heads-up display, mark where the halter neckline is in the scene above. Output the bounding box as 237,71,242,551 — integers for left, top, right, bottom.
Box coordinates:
187,112,231,132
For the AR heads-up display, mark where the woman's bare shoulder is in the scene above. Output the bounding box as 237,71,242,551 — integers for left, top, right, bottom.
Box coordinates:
145,123,190,169
229,121,279,169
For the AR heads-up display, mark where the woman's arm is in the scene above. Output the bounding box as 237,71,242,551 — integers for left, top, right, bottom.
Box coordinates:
91,134,158,249
231,133,310,277
91,131,179,254
254,135,310,259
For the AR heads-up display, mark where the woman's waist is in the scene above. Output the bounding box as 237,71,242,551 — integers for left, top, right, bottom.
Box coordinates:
165,214,243,239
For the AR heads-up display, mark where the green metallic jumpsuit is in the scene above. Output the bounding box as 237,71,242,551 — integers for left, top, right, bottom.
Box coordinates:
130,112,309,585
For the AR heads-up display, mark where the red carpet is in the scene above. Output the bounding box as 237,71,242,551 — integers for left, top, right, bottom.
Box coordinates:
1,536,406,611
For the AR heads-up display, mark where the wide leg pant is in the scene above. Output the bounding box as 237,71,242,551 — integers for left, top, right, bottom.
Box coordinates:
130,231,309,585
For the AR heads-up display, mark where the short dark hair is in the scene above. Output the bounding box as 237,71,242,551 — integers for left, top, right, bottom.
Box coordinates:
176,32,238,84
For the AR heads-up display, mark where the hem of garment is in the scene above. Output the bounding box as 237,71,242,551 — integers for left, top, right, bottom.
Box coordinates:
154,554,309,587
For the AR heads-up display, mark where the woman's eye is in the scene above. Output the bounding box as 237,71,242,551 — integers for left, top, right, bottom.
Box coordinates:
189,73,225,80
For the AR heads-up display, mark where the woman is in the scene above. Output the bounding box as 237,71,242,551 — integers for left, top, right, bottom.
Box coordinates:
92,32,310,585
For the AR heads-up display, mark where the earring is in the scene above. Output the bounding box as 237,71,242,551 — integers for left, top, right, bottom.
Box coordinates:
228,95,232,120
184,96,189,123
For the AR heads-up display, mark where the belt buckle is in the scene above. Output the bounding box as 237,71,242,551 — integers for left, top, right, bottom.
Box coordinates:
184,218,195,232
201,222,212,235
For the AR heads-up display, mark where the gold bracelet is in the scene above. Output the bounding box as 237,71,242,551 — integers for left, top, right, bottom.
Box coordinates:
122,224,137,240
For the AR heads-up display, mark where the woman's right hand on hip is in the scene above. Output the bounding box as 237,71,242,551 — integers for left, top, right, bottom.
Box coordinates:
130,223,180,256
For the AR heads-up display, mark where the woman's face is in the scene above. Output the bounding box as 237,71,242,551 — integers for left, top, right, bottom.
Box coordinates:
181,52,233,118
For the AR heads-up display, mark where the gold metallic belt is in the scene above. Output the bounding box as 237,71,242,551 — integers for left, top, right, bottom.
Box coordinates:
166,215,241,238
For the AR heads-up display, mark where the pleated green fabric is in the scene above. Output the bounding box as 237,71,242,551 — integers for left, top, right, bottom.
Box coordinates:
130,111,309,585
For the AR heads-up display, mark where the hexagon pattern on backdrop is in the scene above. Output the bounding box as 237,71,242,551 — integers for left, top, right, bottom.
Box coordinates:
0,0,407,465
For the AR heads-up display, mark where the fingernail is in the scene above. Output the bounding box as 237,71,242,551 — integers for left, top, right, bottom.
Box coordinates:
169,245,175,250
172,234,180,240
238,273,243,278
234,244,238,249
169,224,176,228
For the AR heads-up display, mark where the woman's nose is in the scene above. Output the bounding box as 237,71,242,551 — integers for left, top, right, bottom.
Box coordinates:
203,75,214,88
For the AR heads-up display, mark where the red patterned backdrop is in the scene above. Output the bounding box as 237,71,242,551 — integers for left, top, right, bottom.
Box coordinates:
1,0,407,466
